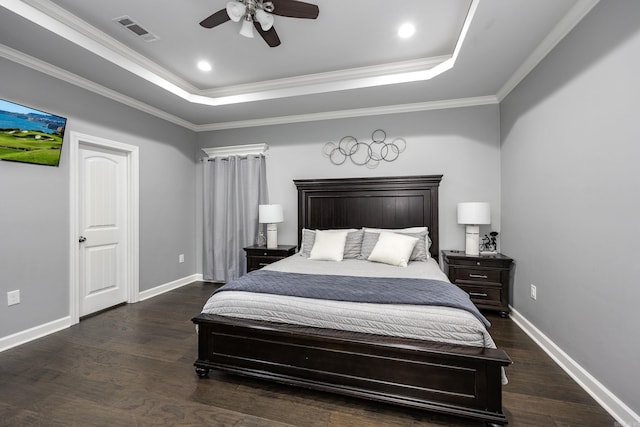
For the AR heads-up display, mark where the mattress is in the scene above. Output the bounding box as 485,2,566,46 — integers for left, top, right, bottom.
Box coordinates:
202,256,498,349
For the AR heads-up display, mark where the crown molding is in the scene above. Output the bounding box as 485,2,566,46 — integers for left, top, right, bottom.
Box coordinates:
6,0,478,106
1,0,599,132
195,96,499,131
20,0,199,92
200,56,450,98
0,43,197,130
0,41,495,132
496,0,600,101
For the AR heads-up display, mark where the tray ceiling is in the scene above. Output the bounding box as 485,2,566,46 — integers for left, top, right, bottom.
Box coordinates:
0,0,599,129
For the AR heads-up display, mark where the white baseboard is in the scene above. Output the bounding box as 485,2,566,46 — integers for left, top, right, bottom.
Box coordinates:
510,307,640,427
138,273,202,301
0,316,72,353
1,274,203,353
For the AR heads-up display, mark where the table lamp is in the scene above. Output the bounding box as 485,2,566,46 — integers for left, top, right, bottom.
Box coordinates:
259,204,283,249
457,202,490,256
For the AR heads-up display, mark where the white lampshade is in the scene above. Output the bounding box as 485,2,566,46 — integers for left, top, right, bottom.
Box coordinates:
259,204,283,224
226,1,246,22
239,18,255,38
254,9,274,31
457,202,491,225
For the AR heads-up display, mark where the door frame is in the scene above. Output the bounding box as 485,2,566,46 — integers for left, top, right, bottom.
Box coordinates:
69,131,139,325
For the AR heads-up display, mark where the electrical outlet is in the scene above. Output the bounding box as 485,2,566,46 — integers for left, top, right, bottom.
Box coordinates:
179,254,185,263
7,290,20,306
530,284,537,300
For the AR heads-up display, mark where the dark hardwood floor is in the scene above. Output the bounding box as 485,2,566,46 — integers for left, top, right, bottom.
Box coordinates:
0,282,617,426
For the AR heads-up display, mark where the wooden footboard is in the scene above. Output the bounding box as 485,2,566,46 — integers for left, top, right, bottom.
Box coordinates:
193,313,511,425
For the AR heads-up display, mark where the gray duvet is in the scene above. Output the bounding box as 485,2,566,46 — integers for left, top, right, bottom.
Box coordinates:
214,269,489,327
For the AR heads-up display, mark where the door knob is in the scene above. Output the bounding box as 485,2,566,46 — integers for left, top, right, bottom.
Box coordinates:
79,236,87,243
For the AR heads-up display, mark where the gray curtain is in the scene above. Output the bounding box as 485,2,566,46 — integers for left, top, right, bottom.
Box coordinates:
203,154,268,282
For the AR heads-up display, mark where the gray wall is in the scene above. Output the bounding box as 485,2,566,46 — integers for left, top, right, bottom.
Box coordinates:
500,1,640,413
0,57,197,338
196,104,502,271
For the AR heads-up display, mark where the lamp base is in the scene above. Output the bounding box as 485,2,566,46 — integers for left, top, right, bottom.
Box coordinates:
266,223,278,249
465,225,480,256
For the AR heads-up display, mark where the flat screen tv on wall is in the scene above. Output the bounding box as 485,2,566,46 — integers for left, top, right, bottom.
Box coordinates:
0,98,67,167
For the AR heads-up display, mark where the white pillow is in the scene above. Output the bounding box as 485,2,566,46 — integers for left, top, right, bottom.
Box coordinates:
363,226,431,259
367,232,419,267
298,228,358,257
308,230,349,261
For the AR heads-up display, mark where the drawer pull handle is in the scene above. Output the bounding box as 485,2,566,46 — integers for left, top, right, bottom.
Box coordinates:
469,274,488,279
469,292,488,297
258,263,269,266
263,252,268,256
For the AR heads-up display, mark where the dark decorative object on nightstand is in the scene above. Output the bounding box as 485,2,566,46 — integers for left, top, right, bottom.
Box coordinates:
244,245,297,272
480,231,499,254
442,250,513,317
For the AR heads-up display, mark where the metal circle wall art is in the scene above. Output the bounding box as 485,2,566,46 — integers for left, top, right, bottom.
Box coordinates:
322,129,406,169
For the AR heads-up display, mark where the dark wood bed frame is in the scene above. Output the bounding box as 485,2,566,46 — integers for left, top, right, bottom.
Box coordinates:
192,175,512,425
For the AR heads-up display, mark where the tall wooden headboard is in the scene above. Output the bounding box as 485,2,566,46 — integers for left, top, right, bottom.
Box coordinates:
294,175,442,259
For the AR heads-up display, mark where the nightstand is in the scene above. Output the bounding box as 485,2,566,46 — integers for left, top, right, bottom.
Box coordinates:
244,245,297,272
441,250,513,317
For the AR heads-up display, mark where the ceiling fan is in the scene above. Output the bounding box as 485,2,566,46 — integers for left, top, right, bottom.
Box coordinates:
199,0,319,47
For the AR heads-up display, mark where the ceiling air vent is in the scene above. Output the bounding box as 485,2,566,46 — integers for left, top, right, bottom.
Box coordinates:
113,15,159,42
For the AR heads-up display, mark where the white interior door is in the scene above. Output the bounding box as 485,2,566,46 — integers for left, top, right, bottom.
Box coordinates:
78,144,128,316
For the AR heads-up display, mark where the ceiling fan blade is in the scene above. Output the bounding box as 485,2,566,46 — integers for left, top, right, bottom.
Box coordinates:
254,22,281,47
270,0,319,19
199,9,231,28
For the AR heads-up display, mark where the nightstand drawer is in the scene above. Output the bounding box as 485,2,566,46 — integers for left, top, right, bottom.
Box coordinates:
248,256,281,271
244,245,297,272
245,250,278,257
453,268,502,283
451,258,509,268
457,284,502,307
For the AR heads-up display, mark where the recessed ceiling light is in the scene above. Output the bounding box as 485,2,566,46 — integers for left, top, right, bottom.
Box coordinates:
197,60,212,72
398,23,415,39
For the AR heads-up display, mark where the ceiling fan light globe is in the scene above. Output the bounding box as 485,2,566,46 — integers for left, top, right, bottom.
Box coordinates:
226,1,246,22
255,9,274,31
239,18,255,38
